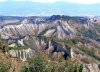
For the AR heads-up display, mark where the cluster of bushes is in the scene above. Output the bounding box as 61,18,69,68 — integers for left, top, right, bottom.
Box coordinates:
20,54,83,72
94,25,100,33
0,61,11,72
82,29,97,40
62,39,76,47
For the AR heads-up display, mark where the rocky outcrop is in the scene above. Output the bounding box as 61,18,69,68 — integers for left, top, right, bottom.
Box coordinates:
83,63,100,72
6,48,35,61
0,21,75,40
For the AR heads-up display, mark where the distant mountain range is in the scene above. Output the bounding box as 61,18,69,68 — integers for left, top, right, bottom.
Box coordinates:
0,15,100,40
0,1,100,16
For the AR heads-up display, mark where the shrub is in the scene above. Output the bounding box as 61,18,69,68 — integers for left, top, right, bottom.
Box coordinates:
64,58,82,72
30,54,48,72
63,40,74,47
79,64,83,72
21,54,83,72
82,29,97,39
20,66,31,72
0,61,11,72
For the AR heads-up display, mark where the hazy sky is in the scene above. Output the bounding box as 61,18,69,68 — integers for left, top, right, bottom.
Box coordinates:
0,0,100,16
1,0,100,4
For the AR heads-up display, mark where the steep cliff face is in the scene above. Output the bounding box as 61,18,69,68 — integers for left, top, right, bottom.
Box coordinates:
0,21,74,40
1,15,100,39
6,48,35,61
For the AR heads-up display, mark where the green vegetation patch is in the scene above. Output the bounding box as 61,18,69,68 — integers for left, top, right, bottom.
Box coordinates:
62,40,74,47
21,54,83,72
8,46,30,50
78,46,100,62
0,61,11,72
94,25,100,33
82,29,97,40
